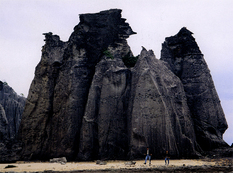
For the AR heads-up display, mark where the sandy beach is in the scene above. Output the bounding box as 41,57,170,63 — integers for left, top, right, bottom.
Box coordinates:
0,159,224,172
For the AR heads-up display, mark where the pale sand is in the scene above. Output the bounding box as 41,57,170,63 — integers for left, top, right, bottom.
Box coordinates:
0,159,215,172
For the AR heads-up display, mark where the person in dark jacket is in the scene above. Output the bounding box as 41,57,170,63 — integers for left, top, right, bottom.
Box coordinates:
144,147,152,165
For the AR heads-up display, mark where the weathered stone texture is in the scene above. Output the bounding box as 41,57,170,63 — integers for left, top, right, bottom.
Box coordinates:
128,48,200,159
0,81,25,141
17,10,229,162
18,32,68,160
160,27,228,151
19,9,136,161
0,81,25,162
50,9,135,160
0,104,8,141
78,54,131,160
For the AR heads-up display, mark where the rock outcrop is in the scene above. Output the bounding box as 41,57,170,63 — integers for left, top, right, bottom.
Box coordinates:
18,32,68,160
0,81,25,162
160,27,228,151
128,48,199,159
18,9,228,162
0,104,8,141
78,47,132,160
19,9,135,161
0,81,25,142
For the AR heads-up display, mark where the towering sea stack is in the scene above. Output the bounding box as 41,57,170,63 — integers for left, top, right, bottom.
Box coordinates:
0,81,26,162
128,48,200,159
19,9,135,161
78,43,132,160
18,9,229,162
160,27,228,151
18,32,68,160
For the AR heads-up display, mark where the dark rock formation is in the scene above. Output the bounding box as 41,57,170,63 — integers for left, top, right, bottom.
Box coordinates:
18,32,68,160
18,9,229,162
78,48,132,160
0,104,8,141
19,9,135,161
128,48,200,159
0,81,25,162
160,27,228,151
0,81,25,141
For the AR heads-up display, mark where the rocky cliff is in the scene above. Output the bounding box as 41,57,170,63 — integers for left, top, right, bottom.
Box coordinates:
0,81,25,162
160,27,228,151
18,9,229,161
128,48,200,159
19,9,135,161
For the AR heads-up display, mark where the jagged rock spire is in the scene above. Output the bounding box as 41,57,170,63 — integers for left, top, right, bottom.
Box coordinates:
161,27,228,151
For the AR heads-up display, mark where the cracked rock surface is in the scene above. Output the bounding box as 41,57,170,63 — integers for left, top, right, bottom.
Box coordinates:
17,10,229,162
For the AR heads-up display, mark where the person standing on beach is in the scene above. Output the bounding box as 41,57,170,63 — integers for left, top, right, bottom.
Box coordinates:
165,150,170,165
144,147,152,165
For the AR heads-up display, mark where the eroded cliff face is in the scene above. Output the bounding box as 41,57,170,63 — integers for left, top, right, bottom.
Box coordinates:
18,9,229,161
18,32,68,160
78,40,132,160
19,9,135,161
0,81,25,141
128,48,200,159
0,81,25,162
160,27,228,151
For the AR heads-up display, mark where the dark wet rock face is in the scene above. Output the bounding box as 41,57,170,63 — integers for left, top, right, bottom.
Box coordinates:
0,81,25,162
160,27,228,151
17,10,228,162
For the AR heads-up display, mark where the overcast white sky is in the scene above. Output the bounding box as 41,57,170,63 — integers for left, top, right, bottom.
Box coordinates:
0,0,232,145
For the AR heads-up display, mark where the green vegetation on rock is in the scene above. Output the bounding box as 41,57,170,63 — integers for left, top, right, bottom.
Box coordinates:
122,52,139,67
103,50,114,59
